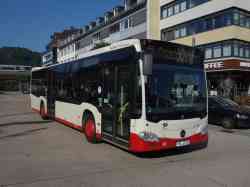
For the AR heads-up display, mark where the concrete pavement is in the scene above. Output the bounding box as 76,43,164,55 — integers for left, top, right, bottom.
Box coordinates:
0,93,250,187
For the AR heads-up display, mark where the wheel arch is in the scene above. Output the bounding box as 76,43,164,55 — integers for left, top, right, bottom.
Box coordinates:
80,103,102,135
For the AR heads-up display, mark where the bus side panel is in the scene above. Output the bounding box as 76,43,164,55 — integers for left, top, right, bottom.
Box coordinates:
55,101,102,135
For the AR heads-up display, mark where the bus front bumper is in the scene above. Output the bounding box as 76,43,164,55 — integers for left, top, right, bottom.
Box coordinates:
129,133,208,153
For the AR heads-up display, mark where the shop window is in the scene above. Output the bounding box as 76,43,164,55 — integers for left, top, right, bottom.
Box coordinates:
223,45,232,57
205,48,212,59
213,46,222,58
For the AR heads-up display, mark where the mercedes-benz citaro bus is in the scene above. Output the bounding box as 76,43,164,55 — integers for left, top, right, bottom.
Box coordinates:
31,39,208,153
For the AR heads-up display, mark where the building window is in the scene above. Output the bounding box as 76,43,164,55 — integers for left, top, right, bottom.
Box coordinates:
161,8,250,41
110,23,120,34
246,18,250,28
234,44,239,56
233,12,240,25
120,18,130,31
224,13,233,26
174,4,180,14
239,46,244,57
200,40,250,60
161,0,210,19
205,48,212,59
223,45,232,57
240,14,246,27
245,48,250,58
189,0,195,8
162,8,168,18
180,1,187,12
174,29,180,39
213,46,222,58
168,6,174,17
180,27,187,37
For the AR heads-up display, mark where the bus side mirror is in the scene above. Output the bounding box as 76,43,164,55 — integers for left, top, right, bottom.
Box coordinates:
143,54,153,76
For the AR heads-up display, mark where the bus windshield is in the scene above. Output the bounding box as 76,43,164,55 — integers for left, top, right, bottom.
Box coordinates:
145,61,207,122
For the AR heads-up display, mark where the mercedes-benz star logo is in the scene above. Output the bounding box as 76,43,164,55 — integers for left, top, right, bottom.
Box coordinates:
180,130,186,138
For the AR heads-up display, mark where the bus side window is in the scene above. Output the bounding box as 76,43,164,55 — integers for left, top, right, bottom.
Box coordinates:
103,66,115,108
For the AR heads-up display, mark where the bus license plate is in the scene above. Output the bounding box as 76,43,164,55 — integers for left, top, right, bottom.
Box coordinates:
176,140,190,147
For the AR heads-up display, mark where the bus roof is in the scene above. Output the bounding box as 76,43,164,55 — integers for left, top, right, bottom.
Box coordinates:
32,39,202,72
32,39,142,72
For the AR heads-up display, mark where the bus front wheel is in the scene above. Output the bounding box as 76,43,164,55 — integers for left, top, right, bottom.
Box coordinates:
84,115,97,143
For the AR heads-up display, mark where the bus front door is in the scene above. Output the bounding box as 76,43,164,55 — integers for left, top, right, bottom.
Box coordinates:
47,71,55,119
102,64,131,146
115,65,131,141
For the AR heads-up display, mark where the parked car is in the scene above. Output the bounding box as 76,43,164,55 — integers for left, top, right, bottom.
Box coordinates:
208,96,250,129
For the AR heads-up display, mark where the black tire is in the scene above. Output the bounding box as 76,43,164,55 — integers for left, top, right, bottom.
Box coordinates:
222,118,235,129
40,103,47,120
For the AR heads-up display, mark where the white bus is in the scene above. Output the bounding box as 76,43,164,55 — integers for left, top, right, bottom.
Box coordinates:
31,39,208,153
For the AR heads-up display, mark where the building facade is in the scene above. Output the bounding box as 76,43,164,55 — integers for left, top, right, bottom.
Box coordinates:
160,0,250,98
43,0,250,99
56,0,162,63
42,27,82,65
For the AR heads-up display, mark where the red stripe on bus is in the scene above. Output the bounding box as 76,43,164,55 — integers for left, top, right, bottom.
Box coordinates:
32,108,40,113
55,117,83,131
129,133,208,153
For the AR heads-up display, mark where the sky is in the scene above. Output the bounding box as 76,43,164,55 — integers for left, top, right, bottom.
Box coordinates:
0,0,122,52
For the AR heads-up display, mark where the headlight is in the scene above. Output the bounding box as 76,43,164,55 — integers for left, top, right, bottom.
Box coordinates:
236,114,249,120
200,125,208,135
138,132,160,142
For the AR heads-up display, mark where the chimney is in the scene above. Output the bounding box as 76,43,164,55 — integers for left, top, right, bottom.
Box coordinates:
89,21,96,29
113,6,125,17
124,0,137,10
84,25,90,32
104,11,113,23
97,17,105,25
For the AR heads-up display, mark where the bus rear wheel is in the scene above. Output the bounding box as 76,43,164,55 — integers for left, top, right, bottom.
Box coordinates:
40,103,47,120
84,116,97,143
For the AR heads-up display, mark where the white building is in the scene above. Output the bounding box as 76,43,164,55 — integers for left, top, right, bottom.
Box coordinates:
57,0,161,62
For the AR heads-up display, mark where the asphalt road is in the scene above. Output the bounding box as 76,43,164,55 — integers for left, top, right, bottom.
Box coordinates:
0,93,250,187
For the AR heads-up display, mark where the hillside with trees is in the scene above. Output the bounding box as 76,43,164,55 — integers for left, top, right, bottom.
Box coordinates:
0,47,41,67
